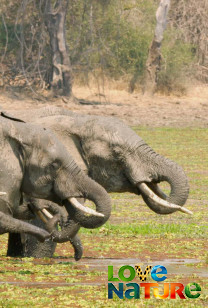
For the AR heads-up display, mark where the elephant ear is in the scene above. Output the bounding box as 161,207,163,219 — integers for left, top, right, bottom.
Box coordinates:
1,111,26,123
2,113,31,157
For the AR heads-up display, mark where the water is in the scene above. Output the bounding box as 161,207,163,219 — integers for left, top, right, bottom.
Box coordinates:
0,257,206,287
76,257,208,278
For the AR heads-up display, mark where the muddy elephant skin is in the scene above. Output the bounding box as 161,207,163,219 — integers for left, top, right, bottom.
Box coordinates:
6,107,190,259
0,114,111,251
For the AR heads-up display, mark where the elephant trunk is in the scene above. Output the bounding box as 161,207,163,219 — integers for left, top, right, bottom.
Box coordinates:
139,152,190,214
159,157,189,206
64,175,111,229
52,219,80,243
53,161,111,228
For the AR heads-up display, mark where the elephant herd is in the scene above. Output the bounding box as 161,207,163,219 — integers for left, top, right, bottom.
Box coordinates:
0,107,192,260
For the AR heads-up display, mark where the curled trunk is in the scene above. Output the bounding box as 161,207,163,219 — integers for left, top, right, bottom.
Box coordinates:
52,158,111,228
52,219,80,243
64,175,111,228
141,154,189,214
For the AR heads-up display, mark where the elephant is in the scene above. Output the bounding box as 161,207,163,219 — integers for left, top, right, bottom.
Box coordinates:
3,107,191,259
0,113,111,257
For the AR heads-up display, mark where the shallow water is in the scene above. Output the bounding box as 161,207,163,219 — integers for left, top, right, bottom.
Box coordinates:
0,257,206,288
76,257,208,278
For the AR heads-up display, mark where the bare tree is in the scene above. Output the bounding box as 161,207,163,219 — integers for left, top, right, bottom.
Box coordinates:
45,0,73,97
143,0,170,95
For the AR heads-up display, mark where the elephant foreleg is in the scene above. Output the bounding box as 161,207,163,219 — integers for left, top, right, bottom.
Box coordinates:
9,199,84,260
0,212,50,242
7,233,24,257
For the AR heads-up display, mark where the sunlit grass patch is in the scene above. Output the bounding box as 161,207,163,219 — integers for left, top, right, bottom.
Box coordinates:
80,221,207,238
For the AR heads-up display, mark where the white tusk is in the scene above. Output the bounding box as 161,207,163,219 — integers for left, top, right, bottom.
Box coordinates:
0,192,6,196
150,183,167,200
37,210,48,224
36,209,53,224
69,197,104,217
42,208,53,219
138,183,193,215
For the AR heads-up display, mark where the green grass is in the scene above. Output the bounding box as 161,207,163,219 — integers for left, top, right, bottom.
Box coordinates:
81,221,207,238
0,127,207,307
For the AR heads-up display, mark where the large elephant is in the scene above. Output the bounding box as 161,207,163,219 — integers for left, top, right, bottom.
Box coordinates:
0,113,111,256
4,107,191,258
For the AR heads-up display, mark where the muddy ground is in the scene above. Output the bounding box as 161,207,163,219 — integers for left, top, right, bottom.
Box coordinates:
0,84,208,127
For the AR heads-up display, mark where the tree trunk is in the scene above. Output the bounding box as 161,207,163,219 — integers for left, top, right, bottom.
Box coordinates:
44,0,73,97
143,0,171,95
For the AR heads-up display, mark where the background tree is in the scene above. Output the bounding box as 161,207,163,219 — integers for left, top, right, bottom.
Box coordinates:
143,0,171,95
0,0,207,97
44,0,73,97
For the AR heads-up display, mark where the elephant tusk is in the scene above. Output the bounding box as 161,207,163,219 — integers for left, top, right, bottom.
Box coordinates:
42,208,53,219
36,209,54,224
148,183,167,200
36,210,48,224
0,192,6,195
69,197,105,217
138,183,193,215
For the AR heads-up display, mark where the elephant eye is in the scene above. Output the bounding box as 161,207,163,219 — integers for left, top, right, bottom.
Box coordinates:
51,161,60,170
45,161,60,174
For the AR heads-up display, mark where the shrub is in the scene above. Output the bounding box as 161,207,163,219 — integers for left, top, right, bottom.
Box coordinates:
157,29,197,95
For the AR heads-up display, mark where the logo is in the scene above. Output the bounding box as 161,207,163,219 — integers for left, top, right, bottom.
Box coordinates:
135,265,152,281
108,264,201,299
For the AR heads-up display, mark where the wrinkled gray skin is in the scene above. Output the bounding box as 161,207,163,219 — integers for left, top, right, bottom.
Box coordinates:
6,107,189,259
0,114,111,257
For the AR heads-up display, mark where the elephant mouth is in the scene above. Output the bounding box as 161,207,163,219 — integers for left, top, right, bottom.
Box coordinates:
137,182,192,215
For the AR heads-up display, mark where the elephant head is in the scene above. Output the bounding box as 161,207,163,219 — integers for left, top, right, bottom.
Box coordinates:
1,115,111,230
76,116,191,215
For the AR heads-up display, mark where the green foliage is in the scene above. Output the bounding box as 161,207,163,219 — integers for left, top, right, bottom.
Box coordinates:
0,0,203,92
66,0,198,92
105,20,150,77
67,0,155,79
158,30,197,94
0,22,19,54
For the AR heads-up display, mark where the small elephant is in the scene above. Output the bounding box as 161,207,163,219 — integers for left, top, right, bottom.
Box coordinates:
0,114,111,255
5,107,191,259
